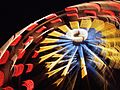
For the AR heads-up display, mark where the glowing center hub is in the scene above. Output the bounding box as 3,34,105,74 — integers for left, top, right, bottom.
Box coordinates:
66,29,88,43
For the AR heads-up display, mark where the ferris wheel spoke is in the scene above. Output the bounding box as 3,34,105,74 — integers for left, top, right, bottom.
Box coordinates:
39,44,73,63
80,19,92,31
48,45,75,71
78,46,88,79
61,46,78,76
69,21,80,29
82,45,106,70
39,42,72,53
90,19,105,32
58,25,71,33
40,38,71,44
48,30,65,37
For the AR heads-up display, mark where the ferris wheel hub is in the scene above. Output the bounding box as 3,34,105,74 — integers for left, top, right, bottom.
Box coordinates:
66,28,88,43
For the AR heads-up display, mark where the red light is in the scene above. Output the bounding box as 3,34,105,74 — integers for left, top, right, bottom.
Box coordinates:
36,26,47,33
24,36,33,46
17,49,26,59
0,50,9,64
0,71,4,87
65,7,78,13
84,10,97,16
22,80,34,90
51,18,62,23
46,13,57,20
10,35,22,46
27,23,38,31
32,50,39,58
26,64,33,73
12,64,24,77
2,86,14,90
101,9,115,16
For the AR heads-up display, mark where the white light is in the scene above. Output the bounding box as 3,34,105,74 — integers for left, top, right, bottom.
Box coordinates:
66,28,88,43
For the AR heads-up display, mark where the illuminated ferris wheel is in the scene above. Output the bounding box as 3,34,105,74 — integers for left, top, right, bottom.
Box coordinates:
0,1,120,90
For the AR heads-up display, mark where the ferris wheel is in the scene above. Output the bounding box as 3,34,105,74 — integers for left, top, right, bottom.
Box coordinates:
0,1,120,90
